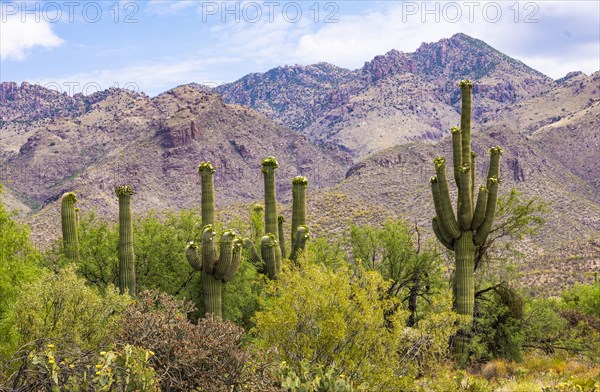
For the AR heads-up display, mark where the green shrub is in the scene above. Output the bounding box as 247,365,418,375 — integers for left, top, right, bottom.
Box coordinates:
253,255,420,390
0,186,42,360
13,266,130,351
3,342,158,391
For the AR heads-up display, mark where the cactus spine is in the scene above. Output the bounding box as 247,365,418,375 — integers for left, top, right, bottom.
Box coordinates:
430,80,502,357
244,158,310,279
61,192,80,262
115,185,136,296
185,162,242,318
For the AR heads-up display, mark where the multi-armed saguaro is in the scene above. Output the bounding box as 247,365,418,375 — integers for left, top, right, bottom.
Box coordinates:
430,80,502,354
244,157,310,279
185,162,243,318
115,185,136,296
61,192,80,262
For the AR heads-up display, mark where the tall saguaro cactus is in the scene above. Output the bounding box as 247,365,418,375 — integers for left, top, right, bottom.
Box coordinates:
61,192,80,262
244,158,310,279
430,80,502,356
115,185,136,296
185,162,243,318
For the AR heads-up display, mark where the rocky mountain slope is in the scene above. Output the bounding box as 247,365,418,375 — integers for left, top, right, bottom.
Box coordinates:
0,33,597,291
0,84,347,246
216,33,554,158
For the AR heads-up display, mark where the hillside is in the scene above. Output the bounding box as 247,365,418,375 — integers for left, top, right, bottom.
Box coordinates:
216,33,554,158
0,34,597,292
0,84,348,246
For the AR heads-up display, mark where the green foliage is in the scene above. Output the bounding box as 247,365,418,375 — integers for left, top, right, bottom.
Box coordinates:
471,284,525,362
13,266,130,351
278,360,355,391
562,281,600,318
350,219,446,326
253,251,458,390
475,188,547,272
253,260,411,390
12,343,159,391
305,235,348,270
521,297,600,361
0,187,41,360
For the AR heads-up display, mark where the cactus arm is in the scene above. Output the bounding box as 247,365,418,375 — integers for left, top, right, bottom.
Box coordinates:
185,241,202,271
61,192,80,262
459,80,473,170
487,147,503,180
473,147,502,245
278,215,286,260
214,231,235,280
251,204,264,242
261,234,278,279
291,176,308,243
201,225,217,275
471,186,488,231
222,239,243,283
451,126,462,185
458,164,473,230
474,177,499,246
115,186,136,296
290,225,310,261
432,218,454,250
273,239,282,276
74,207,80,229
262,157,279,240
430,177,454,244
434,158,461,239
198,162,216,227
471,152,477,202
243,237,263,268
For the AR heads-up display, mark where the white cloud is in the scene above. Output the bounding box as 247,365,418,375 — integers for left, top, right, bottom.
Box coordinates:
32,57,239,96
287,1,600,76
0,16,63,61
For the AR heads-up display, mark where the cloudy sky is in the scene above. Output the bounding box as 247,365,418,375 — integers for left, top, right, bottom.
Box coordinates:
1,0,598,96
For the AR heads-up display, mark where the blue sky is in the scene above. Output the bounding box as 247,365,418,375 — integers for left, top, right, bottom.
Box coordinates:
1,0,599,96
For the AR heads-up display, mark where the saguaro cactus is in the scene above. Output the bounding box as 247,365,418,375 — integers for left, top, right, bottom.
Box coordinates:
244,158,310,279
430,80,502,356
185,162,243,318
115,185,136,296
61,192,80,262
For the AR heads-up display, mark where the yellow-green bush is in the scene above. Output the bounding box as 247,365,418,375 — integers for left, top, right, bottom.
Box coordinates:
13,266,130,350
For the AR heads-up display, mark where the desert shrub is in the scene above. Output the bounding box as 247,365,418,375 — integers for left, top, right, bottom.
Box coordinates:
0,187,42,360
253,252,445,391
522,297,600,361
1,342,158,391
562,281,600,318
277,360,355,391
13,266,130,351
116,290,278,391
471,283,525,362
